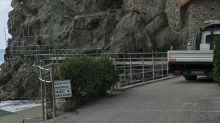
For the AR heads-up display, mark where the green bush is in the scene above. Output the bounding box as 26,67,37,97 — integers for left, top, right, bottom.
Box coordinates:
214,37,220,83
59,56,119,110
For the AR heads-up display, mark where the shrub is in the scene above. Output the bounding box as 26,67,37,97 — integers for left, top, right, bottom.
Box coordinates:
214,37,220,83
59,56,119,110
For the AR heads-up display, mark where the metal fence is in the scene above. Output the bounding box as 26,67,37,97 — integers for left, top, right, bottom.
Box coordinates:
8,45,169,87
109,53,168,87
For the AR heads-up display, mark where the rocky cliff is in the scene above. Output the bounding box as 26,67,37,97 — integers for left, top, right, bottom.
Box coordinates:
1,0,220,99
7,0,182,54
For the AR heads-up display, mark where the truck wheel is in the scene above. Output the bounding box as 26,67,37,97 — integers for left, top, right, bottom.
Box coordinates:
184,75,197,80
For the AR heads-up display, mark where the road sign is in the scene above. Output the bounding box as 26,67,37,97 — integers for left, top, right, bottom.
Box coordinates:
54,80,72,99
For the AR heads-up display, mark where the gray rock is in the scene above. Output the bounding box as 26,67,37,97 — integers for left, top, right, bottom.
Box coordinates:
0,57,40,99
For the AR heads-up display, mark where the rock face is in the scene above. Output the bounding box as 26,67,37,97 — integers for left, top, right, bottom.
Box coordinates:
7,0,182,55
166,0,220,45
2,0,220,99
0,57,40,99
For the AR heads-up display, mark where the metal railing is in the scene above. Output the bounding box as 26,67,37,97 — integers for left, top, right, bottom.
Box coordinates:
8,45,168,87
110,52,168,87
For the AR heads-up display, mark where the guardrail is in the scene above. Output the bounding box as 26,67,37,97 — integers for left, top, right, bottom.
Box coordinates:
109,53,168,87
8,45,169,87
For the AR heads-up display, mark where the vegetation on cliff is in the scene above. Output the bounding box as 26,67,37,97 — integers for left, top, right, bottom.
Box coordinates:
214,37,220,84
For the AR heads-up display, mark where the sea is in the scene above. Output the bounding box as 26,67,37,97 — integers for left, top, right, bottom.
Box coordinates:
0,100,41,117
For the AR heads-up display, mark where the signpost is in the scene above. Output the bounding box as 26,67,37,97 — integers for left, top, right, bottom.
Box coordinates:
35,62,73,120
54,80,72,99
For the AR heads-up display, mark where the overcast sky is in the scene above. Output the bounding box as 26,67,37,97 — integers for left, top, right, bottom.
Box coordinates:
0,0,12,49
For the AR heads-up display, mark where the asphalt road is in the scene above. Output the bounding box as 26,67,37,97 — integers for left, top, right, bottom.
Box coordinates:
48,76,220,123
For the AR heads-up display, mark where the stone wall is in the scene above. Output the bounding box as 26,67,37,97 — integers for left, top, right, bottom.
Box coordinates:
184,0,220,45
166,0,220,46
124,0,166,14
165,0,181,32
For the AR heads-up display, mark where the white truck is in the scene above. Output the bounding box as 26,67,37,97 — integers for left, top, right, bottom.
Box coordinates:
168,20,220,80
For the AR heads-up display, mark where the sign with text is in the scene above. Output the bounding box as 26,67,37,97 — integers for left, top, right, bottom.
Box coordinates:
54,80,72,99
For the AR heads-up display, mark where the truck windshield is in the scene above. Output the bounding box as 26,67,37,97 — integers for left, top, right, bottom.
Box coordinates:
206,34,220,50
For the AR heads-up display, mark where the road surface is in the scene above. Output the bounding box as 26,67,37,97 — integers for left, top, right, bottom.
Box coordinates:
48,77,220,123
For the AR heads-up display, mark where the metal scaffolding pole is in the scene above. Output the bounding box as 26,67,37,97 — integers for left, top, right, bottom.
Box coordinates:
40,68,45,120
50,66,56,118
152,52,155,80
43,62,48,120
129,57,133,83
142,56,145,81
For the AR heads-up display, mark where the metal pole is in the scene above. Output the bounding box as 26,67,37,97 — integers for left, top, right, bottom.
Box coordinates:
161,54,164,78
43,63,47,120
40,69,45,120
55,49,62,80
50,65,56,118
114,59,118,90
129,57,133,83
166,52,169,76
142,56,145,81
152,52,155,80
123,55,126,82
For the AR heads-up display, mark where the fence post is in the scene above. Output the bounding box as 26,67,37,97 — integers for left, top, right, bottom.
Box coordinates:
129,57,133,83
123,56,126,82
152,52,155,80
142,56,145,81
114,59,118,90
166,52,169,76
161,53,164,78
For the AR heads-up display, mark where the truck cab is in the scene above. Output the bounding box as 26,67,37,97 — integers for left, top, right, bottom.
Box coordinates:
168,20,220,80
199,26,220,51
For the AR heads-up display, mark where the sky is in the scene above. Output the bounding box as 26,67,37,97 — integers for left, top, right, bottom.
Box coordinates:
0,0,12,49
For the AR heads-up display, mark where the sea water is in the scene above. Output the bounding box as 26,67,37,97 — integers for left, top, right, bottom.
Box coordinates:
0,100,41,113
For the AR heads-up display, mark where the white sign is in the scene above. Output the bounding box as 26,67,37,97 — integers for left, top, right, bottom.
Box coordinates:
54,80,72,99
